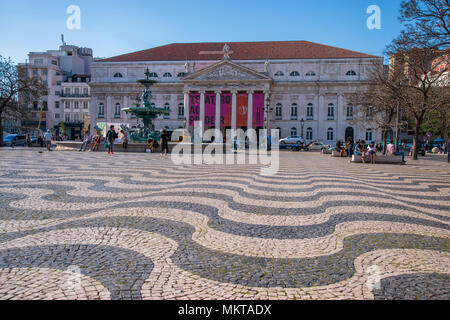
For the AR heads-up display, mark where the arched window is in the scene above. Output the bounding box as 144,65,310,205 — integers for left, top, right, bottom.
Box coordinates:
98,103,104,117
274,71,284,76
178,103,184,119
291,103,298,119
275,103,282,119
290,127,297,136
114,103,121,118
307,103,314,120
163,72,172,78
148,72,158,78
290,71,300,77
328,103,335,120
346,105,354,119
327,128,334,141
306,127,313,140
177,72,186,77
366,128,373,141
305,71,316,76
346,70,357,76
163,103,170,119
113,73,123,78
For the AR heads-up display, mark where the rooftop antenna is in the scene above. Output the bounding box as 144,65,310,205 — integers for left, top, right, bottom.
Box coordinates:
61,34,66,46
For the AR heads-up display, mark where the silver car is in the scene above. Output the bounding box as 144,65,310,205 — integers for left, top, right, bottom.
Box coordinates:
279,136,304,145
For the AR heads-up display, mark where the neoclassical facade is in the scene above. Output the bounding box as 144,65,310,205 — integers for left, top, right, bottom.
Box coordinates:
89,41,382,143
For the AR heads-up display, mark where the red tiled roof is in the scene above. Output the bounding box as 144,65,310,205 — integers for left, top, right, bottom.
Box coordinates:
98,41,379,62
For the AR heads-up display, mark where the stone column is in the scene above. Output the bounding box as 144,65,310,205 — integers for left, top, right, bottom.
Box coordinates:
247,90,253,130
318,94,324,141
199,91,205,139
231,90,237,134
215,90,221,142
106,95,112,122
264,91,270,130
183,91,189,127
337,94,344,141
123,95,128,123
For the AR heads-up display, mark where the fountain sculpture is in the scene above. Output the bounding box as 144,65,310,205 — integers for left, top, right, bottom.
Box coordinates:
121,68,170,142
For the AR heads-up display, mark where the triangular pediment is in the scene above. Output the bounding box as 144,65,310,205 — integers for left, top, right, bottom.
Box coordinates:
183,60,272,82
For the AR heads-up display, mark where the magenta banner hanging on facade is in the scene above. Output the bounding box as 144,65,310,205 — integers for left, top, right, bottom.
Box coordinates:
204,93,216,127
220,93,232,127
253,93,264,127
188,93,200,126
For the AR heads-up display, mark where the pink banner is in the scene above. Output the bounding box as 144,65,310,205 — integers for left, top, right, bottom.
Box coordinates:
189,93,200,126
253,93,264,127
220,93,232,127
204,93,216,127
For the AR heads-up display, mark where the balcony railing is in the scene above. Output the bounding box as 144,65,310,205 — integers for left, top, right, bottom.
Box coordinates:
327,116,335,120
60,93,91,98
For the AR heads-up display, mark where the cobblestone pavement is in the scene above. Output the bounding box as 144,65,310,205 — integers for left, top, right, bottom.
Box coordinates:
0,149,449,300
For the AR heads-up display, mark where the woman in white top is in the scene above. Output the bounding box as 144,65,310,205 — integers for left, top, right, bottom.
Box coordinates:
368,142,377,164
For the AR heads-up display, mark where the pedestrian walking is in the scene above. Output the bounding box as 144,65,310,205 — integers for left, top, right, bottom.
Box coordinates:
105,125,118,155
160,129,169,157
44,130,52,151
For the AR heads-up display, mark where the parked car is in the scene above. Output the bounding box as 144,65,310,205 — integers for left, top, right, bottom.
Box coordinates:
308,141,331,152
279,136,304,145
3,134,27,147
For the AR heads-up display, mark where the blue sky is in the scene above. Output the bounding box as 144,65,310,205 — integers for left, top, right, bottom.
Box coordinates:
0,0,403,63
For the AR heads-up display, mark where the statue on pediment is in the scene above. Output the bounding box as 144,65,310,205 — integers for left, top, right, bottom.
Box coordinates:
223,44,230,60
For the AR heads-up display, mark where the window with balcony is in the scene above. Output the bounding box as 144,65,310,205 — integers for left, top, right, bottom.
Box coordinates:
275,103,282,120
74,113,80,122
290,103,298,120
74,88,79,96
178,103,184,119
346,105,354,120
327,128,334,141
327,103,335,120
306,127,313,140
65,114,71,122
65,88,70,96
83,88,88,96
366,129,373,141
114,103,121,118
83,102,88,109
98,103,105,118
65,102,70,109
307,103,314,120
164,103,170,119
74,102,79,109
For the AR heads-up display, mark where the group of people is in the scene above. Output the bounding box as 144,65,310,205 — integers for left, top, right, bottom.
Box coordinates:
334,139,406,164
102,125,170,157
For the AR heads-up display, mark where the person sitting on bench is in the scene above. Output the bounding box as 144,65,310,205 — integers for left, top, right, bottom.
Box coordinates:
335,140,345,157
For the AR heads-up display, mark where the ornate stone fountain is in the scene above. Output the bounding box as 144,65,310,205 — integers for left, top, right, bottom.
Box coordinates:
121,68,170,142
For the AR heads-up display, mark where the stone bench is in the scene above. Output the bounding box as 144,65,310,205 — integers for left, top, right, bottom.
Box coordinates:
331,151,347,157
351,155,405,164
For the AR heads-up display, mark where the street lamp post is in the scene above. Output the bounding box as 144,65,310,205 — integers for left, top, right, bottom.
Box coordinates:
300,118,305,138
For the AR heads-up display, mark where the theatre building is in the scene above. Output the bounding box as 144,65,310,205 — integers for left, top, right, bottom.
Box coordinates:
90,41,382,143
